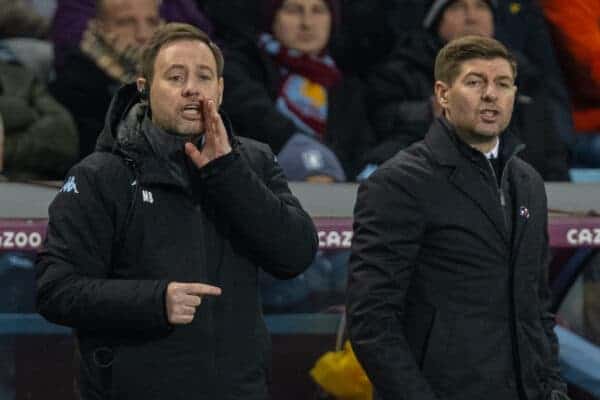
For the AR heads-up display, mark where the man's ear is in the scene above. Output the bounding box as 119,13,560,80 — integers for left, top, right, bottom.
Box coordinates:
434,80,449,107
136,77,147,93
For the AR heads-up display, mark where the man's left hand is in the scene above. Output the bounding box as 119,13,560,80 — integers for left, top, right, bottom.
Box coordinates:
185,99,231,168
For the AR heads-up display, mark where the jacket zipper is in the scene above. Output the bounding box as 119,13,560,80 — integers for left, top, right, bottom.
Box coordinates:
485,157,507,206
485,144,526,396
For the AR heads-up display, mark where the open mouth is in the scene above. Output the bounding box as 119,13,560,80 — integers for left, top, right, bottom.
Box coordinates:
480,109,499,122
181,104,202,119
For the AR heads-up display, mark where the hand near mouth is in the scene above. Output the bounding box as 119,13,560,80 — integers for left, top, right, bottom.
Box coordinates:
184,99,232,168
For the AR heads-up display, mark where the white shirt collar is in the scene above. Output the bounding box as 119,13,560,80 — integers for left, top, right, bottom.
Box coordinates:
484,139,500,159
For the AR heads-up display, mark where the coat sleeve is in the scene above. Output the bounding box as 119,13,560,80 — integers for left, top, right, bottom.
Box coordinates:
346,167,439,400
198,143,318,278
35,163,171,333
537,193,568,396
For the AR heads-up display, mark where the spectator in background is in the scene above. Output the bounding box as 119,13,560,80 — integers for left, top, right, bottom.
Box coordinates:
222,0,375,180
542,0,600,167
50,0,164,160
0,60,77,180
364,0,570,181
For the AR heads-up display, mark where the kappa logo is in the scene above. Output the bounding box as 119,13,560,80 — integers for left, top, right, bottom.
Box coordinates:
142,190,154,204
60,176,79,194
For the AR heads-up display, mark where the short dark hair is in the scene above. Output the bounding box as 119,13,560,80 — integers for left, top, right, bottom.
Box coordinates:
434,35,517,85
139,22,224,84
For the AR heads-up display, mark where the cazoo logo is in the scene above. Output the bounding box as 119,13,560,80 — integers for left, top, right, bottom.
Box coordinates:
0,231,43,249
318,230,353,249
566,228,600,245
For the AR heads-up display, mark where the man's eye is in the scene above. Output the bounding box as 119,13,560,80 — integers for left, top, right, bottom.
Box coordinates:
168,75,183,82
200,75,212,81
466,80,480,86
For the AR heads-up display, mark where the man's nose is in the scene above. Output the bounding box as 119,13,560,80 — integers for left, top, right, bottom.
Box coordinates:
299,11,314,28
482,84,498,101
464,6,477,23
182,80,202,97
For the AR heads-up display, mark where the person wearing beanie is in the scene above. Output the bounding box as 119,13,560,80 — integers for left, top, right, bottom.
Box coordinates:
423,0,496,40
222,0,375,180
364,0,570,181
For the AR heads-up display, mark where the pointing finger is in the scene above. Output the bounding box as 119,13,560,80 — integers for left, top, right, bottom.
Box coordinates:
183,283,222,297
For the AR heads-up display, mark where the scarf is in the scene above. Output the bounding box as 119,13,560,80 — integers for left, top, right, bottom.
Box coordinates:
259,33,341,139
80,20,144,84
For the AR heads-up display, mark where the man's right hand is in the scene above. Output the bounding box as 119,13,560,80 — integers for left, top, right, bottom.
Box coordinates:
165,282,222,325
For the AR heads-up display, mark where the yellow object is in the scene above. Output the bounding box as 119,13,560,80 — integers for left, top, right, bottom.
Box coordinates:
310,341,373,400
509,2,522,14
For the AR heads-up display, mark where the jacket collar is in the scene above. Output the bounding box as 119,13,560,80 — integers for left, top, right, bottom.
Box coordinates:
425,117,528,245
96,83,241,191
425,117,525,167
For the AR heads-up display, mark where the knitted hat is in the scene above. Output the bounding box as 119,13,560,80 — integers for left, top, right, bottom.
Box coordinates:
423,0,497,30
262,0,341,33
277,133,346,182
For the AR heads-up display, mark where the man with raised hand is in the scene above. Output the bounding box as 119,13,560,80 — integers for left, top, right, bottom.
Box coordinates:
36,22,317,400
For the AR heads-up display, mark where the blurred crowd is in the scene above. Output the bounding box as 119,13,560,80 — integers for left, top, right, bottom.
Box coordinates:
0,0,599,184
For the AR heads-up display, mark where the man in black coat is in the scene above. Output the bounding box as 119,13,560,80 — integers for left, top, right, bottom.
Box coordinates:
347,36,569,400
36,23,318,400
